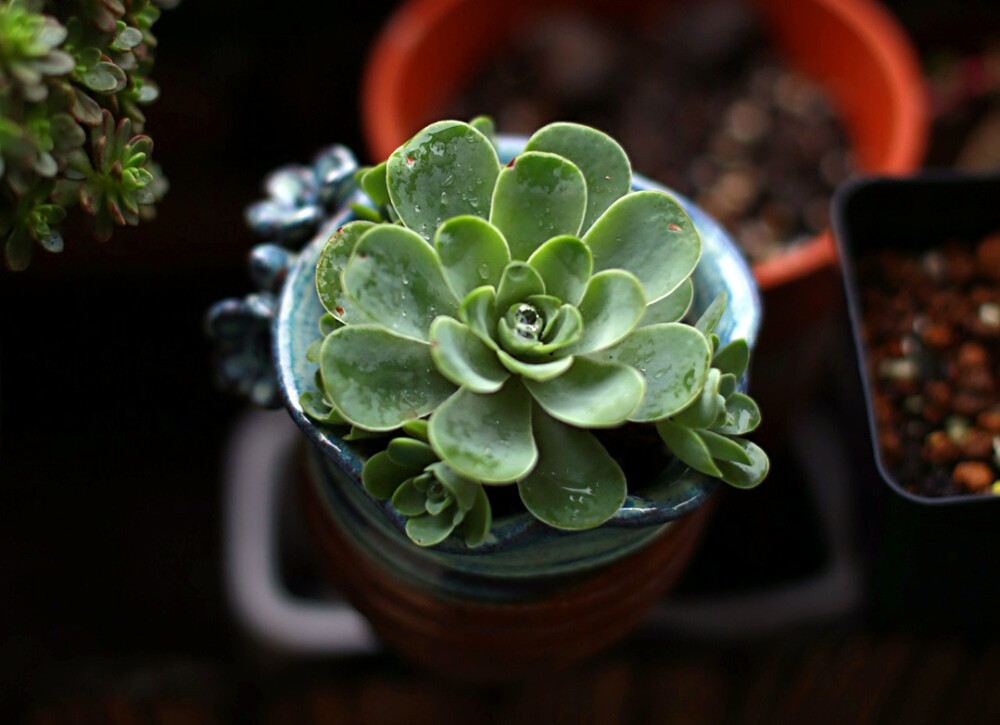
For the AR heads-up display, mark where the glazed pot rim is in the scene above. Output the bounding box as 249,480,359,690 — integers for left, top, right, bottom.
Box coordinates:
833,170,1000,508
273,135,762,553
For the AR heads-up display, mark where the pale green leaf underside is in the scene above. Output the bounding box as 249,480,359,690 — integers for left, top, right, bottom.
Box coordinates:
429,316,509,393
595,323,712,422
526,234,593,306
699,429,752,465
695,292,727,335
571,269,646,354
386,120,500,239
434,215,510,300
321,326,456,431
343,225,458,343
639,278,694,327
524,121,632,232
316,221,375,324
583,190,701,303
524,357,644,428
490,151,587,261
518,406,627,530
428,381,538,483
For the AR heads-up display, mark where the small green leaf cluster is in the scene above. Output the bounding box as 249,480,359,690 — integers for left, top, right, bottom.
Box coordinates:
0,0,171,270
304,118,768,547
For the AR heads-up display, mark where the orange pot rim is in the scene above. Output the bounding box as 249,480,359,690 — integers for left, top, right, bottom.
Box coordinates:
361,0,928,292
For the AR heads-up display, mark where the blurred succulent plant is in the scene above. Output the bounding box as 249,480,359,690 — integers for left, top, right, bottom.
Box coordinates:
304,119,769,547
0,0,172,270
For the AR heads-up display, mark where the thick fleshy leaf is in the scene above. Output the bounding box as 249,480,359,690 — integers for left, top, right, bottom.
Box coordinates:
496,349,574,382
526,235,593,305
429,462,479,511
714,393,761,435
673,368,724,429
429,316,509,393
524,122,631,231
583,191,701,303
714,338,750,379
639,278,694,327
316,221,375,324
534,304,583,354
434,216,510,299
459,286,499,346
695,292,727,335
428,381,538,483
360,161,389,205
571,270,646,354
362,451,414,499
321,326,456,431
387,437,438,469
490,151,587,260
525,357,644,428
699,430,753,465
343,225,458,342
518,407,627,530
716,439,770,489
496,296,574,356
461,486,492,547
386,121,500,238
391,478,429,515
306,338,323,363
319,313,340,335
496,261,545,313
299,391,347,425
469,115,498,152
402,419,429,441
406,507,461,546
655,420,723,477
596,323,712,422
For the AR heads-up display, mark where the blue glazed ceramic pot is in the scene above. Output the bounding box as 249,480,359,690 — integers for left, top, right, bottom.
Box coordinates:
214,136,762,603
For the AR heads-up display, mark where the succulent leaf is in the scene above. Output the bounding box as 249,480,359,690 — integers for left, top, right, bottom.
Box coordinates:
362,451,414,499
495,260,546,312
673,368,725,429
320,326,456,431
699,429,753,466
714,393,761,435
496,349,574,382
386,437,439,469
524,122,631,231
695,292,727,335
386,120,499,239
434,215,510,299
713,338,749,379
360,161,389,206
489,150,587,260
390,478,427,515
342,225,459,342
524,357,644,428
655,420,723,478
639,278,694,327
458,285,500,347
428,380,538,483
405,507,460,547
570,269,646,354
596,323,712,422
461,485,492,547
518,406,627,530
316,221,375,324
715,439,769,489
526,234,593,306
429,315,509,393
583,190,701,303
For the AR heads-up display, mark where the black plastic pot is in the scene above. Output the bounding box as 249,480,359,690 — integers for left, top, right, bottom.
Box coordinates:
833,172,1000,639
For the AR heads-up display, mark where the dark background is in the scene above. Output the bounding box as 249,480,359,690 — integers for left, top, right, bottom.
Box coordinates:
2,0,1000,719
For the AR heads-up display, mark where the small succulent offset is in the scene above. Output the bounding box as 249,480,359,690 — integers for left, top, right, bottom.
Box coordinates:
304,118,769,547
0,0,173,270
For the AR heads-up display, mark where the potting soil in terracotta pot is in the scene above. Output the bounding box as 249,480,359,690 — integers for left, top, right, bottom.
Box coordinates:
859,232,1000,498
443,0,853,264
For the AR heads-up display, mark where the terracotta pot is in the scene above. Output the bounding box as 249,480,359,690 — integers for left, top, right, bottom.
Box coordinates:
360,0,928,332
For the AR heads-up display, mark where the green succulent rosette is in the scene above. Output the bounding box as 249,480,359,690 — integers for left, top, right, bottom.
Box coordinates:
304,119,768,547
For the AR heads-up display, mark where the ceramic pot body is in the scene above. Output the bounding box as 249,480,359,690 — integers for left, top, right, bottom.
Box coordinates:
265,137,761,676
833,173,1000,640
361,0,927,305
